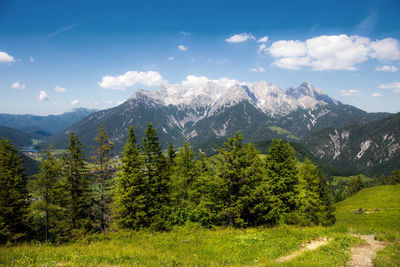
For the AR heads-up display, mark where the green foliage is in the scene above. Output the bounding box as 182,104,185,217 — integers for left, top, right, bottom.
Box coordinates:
30,147,63,242
0,140,30,244
262,139,299,225
92,125,114,232
388,169,400,184
61,132,92,234
113,126,147,229
346,175,365,196
214,133,263,227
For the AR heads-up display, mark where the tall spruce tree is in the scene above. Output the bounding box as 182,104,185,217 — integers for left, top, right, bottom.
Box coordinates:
170,142,199,224
141,123,170,230
0,140,30,243
113,126,148,229
62,132,92,233
92,125,114,232
264,139,299,225
316,169,336,225
297,159,322,225
214,133,263,227
31,147,62,241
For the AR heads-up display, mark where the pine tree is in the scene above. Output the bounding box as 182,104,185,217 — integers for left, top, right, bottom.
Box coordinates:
61,132,92,233
214,133,263,227
141,124,170,230
92,125,114,232
297,158,322,225
0,140,30,243
388,169,400,184
166,142,176,174
316,169,336,225
31,147,62,241
263,139,299,225
170,142,199,224
346,175,364,196
113,126,148,229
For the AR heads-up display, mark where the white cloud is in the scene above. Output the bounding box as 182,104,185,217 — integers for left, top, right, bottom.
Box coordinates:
257,36,269,43
54,85,67,92
258,43,266,53
340,89,360,96
0,51,15,64
370,38,400,61
178,45,188,51
99,70,165,90
225,33,255,43
250,67,266,72
266,34,400,71
181,75,238,88
167,56,175,61
11,82,26,90
39,91,49,101
375,65,397,72
371,92,382,97
70,99,79,106
378,82,400,93
29,56,35,62
117,100,124,105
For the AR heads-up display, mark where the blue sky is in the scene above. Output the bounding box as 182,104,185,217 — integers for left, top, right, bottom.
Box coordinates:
1,0,400,115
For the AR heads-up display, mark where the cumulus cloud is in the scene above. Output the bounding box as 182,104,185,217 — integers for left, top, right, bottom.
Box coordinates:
257,36,269,43
225,33,255,43
378,82,400,93
29,56,35,62
250,67,266,72
178,45,188,51
266,34,400,71
70,99,79,106
99,70,165,90
375,65,397,72
39,91,49,101
340,89,360,96
167,56,175,61
54,85,67,92
0,51,15,64
371,92,382,97
11,82,26,90
181,75,238,88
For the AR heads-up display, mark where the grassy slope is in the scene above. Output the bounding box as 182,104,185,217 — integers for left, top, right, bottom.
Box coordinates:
335,184,400,266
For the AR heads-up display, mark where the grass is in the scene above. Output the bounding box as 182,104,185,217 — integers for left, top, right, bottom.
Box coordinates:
1,184,399,266
0,226,347,266
268,126,300,141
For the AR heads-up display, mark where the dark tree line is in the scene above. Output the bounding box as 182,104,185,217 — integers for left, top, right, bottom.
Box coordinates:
0,123,349,244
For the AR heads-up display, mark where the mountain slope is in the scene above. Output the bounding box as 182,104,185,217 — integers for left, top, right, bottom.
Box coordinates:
0,126,32,148
304,112,400,175
0,108,97,135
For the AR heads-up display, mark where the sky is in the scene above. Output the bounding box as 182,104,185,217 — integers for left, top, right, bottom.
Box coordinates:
1,0,400,115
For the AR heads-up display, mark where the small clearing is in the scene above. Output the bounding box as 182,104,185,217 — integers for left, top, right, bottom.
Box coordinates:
348,234,387,267
275,237,329,263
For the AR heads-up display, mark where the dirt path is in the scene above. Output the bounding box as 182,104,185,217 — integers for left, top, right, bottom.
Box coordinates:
348,234,387,267
275,237,329,263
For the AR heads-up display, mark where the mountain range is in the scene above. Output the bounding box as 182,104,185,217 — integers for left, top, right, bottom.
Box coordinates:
47,82,389,156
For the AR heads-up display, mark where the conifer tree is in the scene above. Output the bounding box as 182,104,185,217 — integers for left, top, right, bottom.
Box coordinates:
0,140,30,243
113,126,147,229
263,139,299,225
141,123,170,230
297,158,322,225
389,169,400,184
62,132,92,233
170,142,199,224
32,147,62,241
92,125,114,232
346,175,364,196
214,133,263,227
316,169,336,225
166,142,176,174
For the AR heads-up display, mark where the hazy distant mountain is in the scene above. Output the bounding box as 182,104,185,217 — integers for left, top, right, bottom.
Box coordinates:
0,108,97,135
48,81,389,155
304,112,400,176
